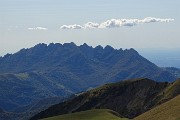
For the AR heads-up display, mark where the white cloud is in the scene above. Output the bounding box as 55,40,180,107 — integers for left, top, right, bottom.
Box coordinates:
60,17,174,29
60,24,83,29
84,22,99,29
28,27,48,31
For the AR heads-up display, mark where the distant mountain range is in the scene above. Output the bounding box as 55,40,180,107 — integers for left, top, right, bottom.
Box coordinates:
162,67,180,78
0,43,176,113
31,78,180,120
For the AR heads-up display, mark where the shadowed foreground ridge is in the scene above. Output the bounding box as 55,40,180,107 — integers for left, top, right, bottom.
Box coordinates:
30,78,180,120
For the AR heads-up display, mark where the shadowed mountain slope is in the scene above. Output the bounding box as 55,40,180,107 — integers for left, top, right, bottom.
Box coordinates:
30,78,180,120
0,43,176,112
0,72,72,112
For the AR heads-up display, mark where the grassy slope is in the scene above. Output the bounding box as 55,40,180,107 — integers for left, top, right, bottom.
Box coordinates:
41,109,128,120
135,95,180,120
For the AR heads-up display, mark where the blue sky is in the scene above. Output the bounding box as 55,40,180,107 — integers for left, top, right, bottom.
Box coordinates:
0,0,180,55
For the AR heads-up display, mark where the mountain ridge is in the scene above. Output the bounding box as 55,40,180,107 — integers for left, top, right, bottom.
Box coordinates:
1,42,174,81
0,42,176,113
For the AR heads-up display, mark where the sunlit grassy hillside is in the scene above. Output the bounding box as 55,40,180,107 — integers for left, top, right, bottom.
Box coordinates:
41,109,128,120
135,95,180,120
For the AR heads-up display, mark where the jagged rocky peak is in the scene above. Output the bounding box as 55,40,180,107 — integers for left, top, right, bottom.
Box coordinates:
34,43,47,48
79,43,93,49
3,53,12,58
81,43,89,47
129,48,138,52
48,43,62,47
95,45,103,50
18,48,27,52
104,45,114,51
63,42,77,48
118,48,123,52
124,48,139,55
47,43,63,51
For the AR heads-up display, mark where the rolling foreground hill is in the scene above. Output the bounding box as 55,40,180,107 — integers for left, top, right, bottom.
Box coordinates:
31,78,180,120
42,109,128,120
135,95,180,120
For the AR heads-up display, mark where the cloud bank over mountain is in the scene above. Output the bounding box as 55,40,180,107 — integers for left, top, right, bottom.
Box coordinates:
60,17,174,29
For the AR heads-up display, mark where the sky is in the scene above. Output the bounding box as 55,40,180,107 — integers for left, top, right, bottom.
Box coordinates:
0,0,180,56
